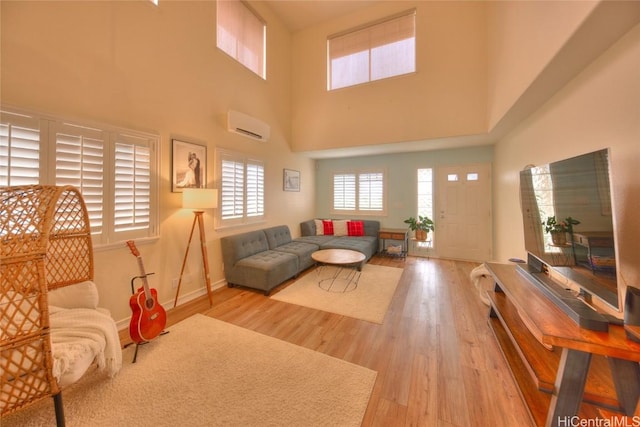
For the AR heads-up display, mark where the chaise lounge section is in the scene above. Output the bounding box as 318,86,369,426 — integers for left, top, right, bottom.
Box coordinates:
221,227,304,296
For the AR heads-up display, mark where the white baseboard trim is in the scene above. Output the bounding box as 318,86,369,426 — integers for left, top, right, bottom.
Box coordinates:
115,279,227,332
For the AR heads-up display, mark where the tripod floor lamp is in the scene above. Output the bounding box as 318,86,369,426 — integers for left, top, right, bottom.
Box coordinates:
174,188,217,308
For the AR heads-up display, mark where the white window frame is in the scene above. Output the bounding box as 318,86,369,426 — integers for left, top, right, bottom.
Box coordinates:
331,169,386,215
216,148,265,228
216,0,267,79
1,106,159,248
327,9,416,91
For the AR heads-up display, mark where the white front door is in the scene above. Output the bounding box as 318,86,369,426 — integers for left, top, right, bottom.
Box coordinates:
436,163,492,262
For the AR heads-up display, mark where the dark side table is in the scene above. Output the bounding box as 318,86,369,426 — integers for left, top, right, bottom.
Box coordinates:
379,228,409,259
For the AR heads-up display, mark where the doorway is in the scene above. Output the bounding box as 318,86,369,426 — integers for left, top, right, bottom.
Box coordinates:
435,163,492,262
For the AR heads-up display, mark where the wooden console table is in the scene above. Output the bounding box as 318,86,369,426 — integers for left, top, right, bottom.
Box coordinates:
485,262,640,426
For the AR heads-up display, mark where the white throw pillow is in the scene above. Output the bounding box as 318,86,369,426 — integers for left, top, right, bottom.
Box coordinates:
314,219,325,235
333,220,349,236
48,280,99,309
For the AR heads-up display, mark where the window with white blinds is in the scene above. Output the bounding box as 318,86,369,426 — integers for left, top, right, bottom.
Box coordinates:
54,122,106,233
113,136,152,235
245,162,264,217
218,149,264,226
358,172,383,211
0,107,159,246
217,0,266,79
328,10,416,90
332,170,385,214
0,111,42,186
333,173,356,210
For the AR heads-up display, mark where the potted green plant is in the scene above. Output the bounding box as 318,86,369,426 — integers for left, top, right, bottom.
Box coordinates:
404,215,435,241
543,216,580,245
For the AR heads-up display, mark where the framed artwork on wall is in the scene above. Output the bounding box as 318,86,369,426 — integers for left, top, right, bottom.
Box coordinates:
283,169,300,192
172,139,206,192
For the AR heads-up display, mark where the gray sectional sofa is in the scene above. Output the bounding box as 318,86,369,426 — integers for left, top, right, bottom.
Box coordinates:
220,220,379,295
297,219,380,261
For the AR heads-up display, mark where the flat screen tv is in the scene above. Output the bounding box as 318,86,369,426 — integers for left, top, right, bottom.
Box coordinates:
519,148,620,330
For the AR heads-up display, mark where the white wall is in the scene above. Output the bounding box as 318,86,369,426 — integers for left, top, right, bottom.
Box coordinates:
493,23,640,310
486,1,597,130
0,1,316,324
314,146,493,245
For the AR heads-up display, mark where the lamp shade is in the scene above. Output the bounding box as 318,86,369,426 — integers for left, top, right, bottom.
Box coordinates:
182,189,218,210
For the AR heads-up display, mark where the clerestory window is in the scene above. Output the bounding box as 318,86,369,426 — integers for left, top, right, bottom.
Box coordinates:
217,0,266,79
327,10,416,90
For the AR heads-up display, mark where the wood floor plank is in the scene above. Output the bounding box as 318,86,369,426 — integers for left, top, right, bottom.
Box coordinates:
124,256,533,426
405,353,439,426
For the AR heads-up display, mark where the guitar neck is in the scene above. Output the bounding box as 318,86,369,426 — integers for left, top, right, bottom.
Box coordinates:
136,256,152,299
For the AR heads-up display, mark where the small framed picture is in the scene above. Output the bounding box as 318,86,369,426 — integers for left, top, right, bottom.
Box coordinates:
283,169,300,192
172,139,207,192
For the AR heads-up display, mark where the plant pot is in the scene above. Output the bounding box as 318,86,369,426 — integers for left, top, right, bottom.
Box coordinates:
415,230,428,242
551,231,566,245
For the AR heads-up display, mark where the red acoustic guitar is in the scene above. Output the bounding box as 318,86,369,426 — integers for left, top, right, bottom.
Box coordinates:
126,240,167,344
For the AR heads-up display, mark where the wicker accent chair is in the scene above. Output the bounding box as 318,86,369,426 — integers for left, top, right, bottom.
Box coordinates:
1,185,94,425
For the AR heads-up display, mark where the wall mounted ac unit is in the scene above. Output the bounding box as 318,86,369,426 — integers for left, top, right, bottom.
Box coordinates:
227,110,271,142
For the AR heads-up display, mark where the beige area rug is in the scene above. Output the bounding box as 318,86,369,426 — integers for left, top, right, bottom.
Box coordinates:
3,314,377,427
272,264,403,324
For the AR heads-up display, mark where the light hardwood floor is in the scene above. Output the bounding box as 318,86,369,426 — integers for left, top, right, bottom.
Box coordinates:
123,256,533,426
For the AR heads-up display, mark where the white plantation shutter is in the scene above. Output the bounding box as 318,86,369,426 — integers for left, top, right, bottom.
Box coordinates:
333,173,356,211
54,122,105,234
359,172,383,211
113,134,153,236
0,107,158,246
333,170,385,214
218,149,264,226
0,111,41,186
246,161,264,218
221,157,245,221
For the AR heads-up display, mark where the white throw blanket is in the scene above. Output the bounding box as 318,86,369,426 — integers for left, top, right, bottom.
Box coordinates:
470,264,492,306
49,306,122,382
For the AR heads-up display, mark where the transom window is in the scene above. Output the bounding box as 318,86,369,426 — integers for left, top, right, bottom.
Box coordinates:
0,107,159,247
217,148,265,227
217,0,266,79
327,10,416,90
332,170,385,214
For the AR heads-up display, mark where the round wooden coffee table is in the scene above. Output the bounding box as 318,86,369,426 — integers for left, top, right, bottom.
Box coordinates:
311,249,366,292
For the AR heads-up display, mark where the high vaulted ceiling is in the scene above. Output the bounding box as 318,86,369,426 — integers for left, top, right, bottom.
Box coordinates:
261,1,640,159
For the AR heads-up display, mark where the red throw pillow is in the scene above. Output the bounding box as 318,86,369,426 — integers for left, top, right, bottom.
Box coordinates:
347,220,364,236
322,220,334,235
